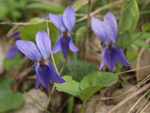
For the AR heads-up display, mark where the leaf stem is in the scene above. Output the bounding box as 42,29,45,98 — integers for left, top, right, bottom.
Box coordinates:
48,88,55,113
67,96,74,113
79,99,87,113
127,32,144,47
24,92,50,113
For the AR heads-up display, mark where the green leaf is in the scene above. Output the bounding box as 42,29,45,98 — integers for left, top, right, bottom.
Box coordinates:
132,32,150,39
117,31,131,50
3,53,23,71
20,18,59,42
57,57,98,82
79,72,118,99
75,26,86,45
133,39,150,48
119,0,139,34
0,77,24,112
142,23,150,32
128,0,139,22
27,3,65,14
130,43,138,51
56,76,81,96
56,72,118,100
126,49,138,62
119,8,136,34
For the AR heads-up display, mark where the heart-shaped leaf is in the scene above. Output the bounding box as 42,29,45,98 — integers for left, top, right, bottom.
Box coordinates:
57,57,98,82
0,77,24,112
56,71,118,100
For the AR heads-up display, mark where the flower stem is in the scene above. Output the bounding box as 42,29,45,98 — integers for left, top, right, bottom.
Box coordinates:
79,99,87,113
59,57,68,74
48,88,55,113
127,32,144,47
131,32,144,44
67,96,74,113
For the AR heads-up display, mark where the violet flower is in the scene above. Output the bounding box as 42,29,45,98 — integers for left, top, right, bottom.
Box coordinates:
91,12,131,70
6,32,21,58
49,6,79,57
16,31,65,89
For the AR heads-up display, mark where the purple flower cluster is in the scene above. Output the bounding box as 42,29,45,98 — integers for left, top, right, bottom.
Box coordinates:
14,6,130,90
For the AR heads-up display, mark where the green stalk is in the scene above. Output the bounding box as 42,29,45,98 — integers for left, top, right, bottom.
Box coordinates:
79,99,87,113
127,32,144,47
48,87,55,113
67,96,74,113
24,92,50,113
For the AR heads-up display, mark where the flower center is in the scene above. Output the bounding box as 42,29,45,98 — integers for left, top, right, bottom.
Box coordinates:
108,44,111,48
39,60,44,65
63,32,67,36
108,40,113,48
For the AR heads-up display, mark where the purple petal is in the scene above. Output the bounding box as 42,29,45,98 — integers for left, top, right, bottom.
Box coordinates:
114,46,131,67
61,36,70,57
99,46,108,70
13,32,21,40
48,61,65,83
52,34,62,54
35,63,51,89
104,12,118,41
35,75,40,90
49,13,66,32
6,44,20,58
36,31,51,60
63,6,75,32
91,17,114,45
105,46,117,70
16,40,42,62
69,34,79,52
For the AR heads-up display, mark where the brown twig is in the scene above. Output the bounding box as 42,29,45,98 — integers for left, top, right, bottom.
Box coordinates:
116,65,150,75
83,0,92,59
136,38,150,81
59,57,68,75
140,102,150,113
128,90,150,113
76,0,128,22
0,22,36,25
136,95,150,113
6,25,19,37
108,82,150,113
